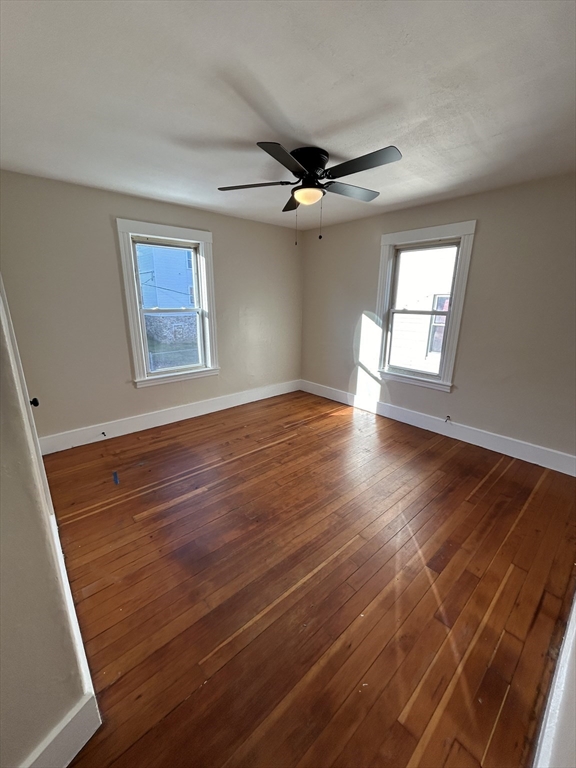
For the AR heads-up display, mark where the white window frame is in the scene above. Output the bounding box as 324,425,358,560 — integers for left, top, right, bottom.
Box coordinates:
377,220,476,392
117,219,219,388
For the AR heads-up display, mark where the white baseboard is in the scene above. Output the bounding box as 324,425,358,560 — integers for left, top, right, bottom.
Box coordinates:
300,380,576,476
300,380,357,408
20,693,100,768
39,378,576,476
39,380,302,454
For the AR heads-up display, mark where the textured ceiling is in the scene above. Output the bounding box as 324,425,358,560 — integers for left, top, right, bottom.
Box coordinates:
1,0,575,229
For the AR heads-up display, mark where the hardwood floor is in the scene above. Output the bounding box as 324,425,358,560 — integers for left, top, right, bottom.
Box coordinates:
44,392,576,768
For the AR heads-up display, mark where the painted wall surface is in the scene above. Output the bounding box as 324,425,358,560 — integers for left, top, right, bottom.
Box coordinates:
1,170,575,456
301,174,576,454
0,304,85,767
0,171,302,436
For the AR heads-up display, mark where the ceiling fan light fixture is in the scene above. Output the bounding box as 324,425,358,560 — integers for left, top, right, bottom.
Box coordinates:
293,185,325,206
220,143,401,212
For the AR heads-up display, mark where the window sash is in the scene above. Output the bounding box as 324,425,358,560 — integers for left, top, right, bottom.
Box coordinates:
383,245,459,380
386,312,450,376
117,219,218,387
390,309,449,316
139,308,205,375
189,246,201,310
377,221,476,391
135,242,200,311
132,242,206,376
390,240,459,310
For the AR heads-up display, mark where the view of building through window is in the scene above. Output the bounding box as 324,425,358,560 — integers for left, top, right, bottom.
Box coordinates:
387,245,458,374
135,243,201,372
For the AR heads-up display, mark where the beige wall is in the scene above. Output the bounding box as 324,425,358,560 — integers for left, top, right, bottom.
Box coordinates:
302,174,576,455
0,296,86,767
0,171,302,436
1,170,574,455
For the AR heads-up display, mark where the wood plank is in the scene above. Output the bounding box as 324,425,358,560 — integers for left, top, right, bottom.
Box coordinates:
426,538,461,574
371,721,417,768
489,630,523,683
545,515,576,598
236,570,444,766
400,562,526,750
323,614,450,767
225,550,471,768
68,425,446,590
443,740,481,768
506,478,574,641
454,667,510,762
484,590,562,768
36,393,574,768
434,569,479,629
108,616,340,766
404,564,526,768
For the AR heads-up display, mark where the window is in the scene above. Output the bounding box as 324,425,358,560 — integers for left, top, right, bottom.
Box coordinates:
377,221,476,391
117,219,218,387
427,294,450,354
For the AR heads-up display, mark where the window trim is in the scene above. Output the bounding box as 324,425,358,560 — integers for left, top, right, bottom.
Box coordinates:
117,219,219,387
376,221,476,392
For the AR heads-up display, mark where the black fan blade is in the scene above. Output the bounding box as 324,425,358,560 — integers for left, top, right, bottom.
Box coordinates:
282,195,299,212
326,146,401,180
257,142,307,176
219,181,292,191
324,181,379,202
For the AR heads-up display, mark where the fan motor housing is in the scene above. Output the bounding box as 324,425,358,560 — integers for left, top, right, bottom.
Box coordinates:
290,147,329,178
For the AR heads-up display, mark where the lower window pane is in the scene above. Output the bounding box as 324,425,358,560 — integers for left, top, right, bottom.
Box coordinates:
144,312,201,372
388,313,442,375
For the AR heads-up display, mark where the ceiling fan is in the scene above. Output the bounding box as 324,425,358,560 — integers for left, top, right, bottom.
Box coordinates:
218,142,402,211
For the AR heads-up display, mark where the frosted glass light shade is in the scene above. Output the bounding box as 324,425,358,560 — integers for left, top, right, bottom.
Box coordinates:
293,186,324,205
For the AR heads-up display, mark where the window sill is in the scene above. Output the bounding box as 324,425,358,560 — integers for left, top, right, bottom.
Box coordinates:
380,370,452,392
134,367,220,388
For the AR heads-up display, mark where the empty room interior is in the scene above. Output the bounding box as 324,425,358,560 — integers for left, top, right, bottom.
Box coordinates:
1,2,576,767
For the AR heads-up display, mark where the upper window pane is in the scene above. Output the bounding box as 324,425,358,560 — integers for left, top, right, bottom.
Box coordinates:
135,243,197,309
393,246,458,311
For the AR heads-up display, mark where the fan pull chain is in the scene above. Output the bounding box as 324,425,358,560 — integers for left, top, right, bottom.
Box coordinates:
319,196,323,240
295,208,298,246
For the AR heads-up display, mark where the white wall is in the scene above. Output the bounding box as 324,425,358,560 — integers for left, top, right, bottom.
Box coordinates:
301,174,576,456
0,171,302,437
1,170,574,460
0,283,98,768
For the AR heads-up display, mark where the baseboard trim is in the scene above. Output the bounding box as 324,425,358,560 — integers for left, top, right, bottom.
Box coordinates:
20,693,100,768
300,380,356,408
300,380,576,476
39,380,302,454
39,378,576,475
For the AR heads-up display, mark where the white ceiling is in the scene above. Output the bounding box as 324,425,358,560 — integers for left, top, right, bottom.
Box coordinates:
1,0,575,230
